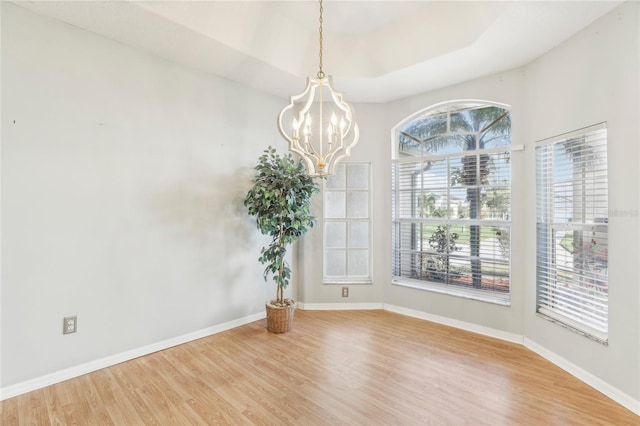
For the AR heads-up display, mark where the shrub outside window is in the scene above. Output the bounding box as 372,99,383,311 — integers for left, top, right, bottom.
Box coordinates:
392,101,512,304
535,123,608,343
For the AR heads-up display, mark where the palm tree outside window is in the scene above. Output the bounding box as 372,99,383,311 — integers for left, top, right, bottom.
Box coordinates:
535,123,608,343
392,101,512,303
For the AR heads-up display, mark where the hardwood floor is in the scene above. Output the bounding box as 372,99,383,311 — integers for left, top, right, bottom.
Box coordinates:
1,310,638,425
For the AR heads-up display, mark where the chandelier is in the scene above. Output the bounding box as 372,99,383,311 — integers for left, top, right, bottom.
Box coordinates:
277,0,359,177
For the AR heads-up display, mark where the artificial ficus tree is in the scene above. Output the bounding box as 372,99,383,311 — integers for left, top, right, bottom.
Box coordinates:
244,147,319,305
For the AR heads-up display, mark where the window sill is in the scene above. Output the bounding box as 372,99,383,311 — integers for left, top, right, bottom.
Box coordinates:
536,308,608,345
391,278,511,306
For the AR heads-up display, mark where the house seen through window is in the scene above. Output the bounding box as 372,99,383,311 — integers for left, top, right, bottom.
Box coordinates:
535,123,608,343
392,101,512,303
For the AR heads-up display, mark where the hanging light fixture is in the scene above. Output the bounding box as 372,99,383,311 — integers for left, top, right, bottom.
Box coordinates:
277,0,359,177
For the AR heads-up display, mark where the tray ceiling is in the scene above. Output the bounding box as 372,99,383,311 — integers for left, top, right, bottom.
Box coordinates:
13,1,622,102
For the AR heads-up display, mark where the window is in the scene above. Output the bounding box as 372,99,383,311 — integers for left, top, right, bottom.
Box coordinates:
535,123,608,343
323,162,372,283
392,102,511,303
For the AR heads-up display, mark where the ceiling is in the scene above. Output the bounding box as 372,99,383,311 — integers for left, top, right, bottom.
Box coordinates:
14,1,622,103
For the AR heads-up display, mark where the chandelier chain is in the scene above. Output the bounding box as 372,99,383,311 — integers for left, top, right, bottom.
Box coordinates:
317,0,324,79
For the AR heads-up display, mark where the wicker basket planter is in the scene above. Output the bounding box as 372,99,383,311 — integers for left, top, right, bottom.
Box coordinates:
265,300,296,333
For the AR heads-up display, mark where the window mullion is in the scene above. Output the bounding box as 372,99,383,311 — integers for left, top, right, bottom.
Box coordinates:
392,102,512,303
535,124,608,344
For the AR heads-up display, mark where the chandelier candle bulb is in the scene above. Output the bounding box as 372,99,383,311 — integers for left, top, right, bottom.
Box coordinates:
277,0,359,177
292,118,299,139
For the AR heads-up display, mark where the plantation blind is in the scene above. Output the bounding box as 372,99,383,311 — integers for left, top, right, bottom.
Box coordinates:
535,123,608,343
392,103,512,303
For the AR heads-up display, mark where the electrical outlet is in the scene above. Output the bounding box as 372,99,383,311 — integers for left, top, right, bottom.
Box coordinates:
63,316,77,334
342,287,349,297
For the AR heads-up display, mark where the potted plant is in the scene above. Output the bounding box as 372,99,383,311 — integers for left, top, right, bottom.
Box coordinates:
244,147,319,333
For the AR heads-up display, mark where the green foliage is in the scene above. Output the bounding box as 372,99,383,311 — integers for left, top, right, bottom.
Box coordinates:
401,105,511,289
244,147,319,303
428,225,459,254
419,192,446,218
424,225,460,282
483,188,509,213
495,228,510,258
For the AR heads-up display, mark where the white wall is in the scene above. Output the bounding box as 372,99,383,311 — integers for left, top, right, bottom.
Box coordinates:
521,0,639,403
298,69,528,335
300,0,639,408
297,102,387,305
2,0,638,411
1,3,286,389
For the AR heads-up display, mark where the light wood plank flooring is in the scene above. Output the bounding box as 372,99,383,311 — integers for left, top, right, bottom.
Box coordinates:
1,310,638,425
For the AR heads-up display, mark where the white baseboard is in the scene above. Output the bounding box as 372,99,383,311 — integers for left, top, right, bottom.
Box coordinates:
524,338,640,416
299,302,522,343
382,303,524,344
297,302,384,310
3,306,638,417
0,311,265,401
303,302,639,415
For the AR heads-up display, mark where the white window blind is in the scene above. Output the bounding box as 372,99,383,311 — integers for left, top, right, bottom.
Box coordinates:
392,102,511,303
535,123,608,343
323,162,372,283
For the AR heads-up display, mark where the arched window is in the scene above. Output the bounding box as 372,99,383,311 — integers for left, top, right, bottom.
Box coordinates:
392,101,512,303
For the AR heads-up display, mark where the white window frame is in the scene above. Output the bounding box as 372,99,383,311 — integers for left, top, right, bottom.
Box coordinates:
391,101,512,305
323,161,373,284
535,123,609,344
